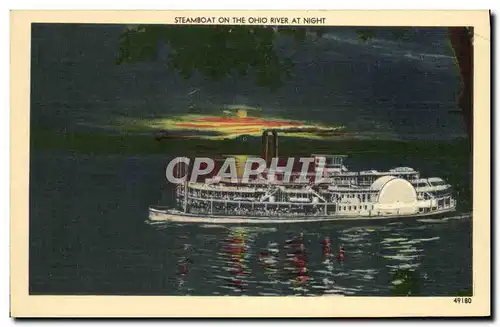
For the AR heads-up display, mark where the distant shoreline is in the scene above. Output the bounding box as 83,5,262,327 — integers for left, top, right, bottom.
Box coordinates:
30,128,470,158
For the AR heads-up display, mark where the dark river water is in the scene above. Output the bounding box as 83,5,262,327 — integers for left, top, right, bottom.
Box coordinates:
29,152,472,296
28,25,472,297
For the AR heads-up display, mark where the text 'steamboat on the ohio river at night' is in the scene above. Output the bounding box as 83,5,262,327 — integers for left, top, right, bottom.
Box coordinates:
149,130,457,224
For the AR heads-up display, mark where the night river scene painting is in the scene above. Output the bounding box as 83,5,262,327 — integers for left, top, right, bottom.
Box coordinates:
30,23,473,297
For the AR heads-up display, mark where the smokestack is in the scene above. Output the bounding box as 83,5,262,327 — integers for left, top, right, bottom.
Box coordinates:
267,133,274,163
261,130,280,165
266,134,272,165
272,131,278,159
261,131,269,162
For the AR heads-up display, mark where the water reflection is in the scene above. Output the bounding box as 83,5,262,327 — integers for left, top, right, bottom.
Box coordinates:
174,235,193,293
259,242,279,273
214,224,439,296
284,233,310,294
219,228,252,293
148,213,471,296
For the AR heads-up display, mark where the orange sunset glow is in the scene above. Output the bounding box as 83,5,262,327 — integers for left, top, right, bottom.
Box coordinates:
174,115,302,134
165,109,344,139
115,108,345,140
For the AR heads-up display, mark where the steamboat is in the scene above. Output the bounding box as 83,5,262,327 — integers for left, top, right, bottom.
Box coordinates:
149,130,457,224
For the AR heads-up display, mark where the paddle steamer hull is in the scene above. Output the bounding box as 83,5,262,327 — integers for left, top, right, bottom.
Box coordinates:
148,205,457,224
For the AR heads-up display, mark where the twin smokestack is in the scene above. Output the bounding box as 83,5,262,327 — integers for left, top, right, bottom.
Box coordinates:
261,130,279,164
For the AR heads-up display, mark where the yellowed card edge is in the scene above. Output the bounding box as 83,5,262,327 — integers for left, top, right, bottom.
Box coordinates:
10,10,491,318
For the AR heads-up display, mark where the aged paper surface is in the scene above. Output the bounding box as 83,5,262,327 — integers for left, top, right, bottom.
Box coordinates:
10,10,490,317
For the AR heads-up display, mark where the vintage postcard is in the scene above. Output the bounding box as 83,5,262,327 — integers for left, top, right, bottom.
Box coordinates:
10,10,490,317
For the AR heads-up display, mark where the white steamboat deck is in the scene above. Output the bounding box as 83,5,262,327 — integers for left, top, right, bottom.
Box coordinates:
150,154,458,225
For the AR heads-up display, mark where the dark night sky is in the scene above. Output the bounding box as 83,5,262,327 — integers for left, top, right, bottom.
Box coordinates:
30,24,466,140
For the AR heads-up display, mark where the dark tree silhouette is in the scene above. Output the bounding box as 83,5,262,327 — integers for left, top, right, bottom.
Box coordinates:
116,25,329,89
116,25,473,148
447,27,473,150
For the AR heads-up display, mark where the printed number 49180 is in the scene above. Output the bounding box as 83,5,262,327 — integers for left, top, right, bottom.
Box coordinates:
454,297,472,304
